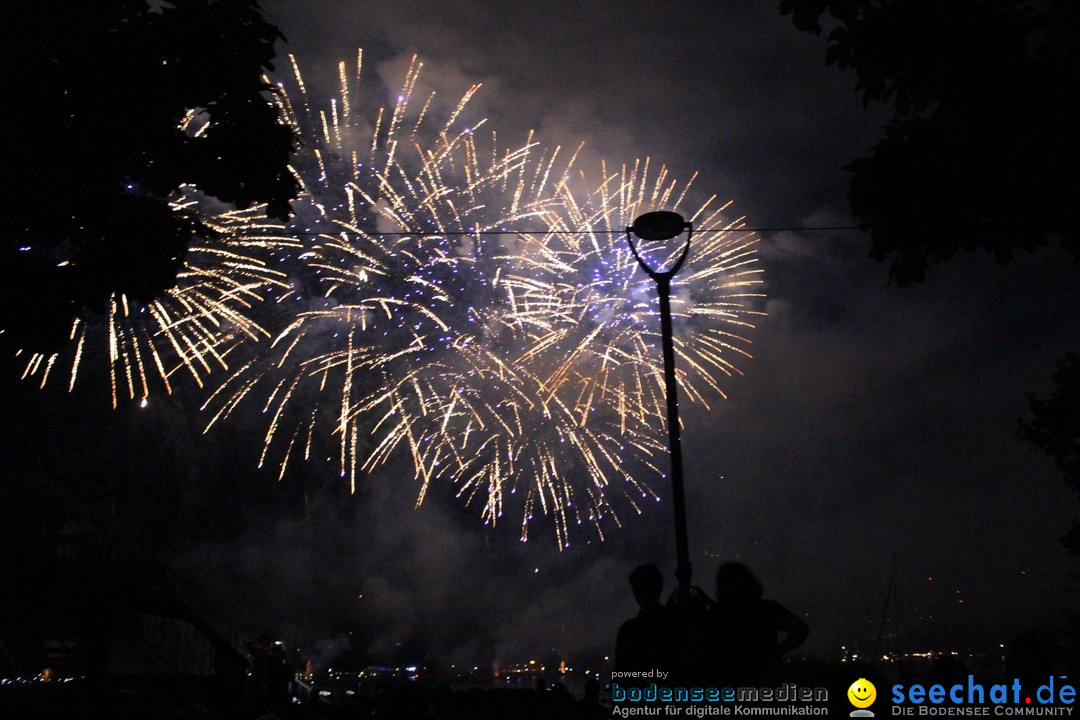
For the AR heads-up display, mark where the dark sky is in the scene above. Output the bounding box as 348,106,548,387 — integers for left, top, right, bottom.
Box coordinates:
4,1,1079,669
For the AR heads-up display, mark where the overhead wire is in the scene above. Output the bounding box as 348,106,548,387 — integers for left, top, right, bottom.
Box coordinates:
272,225,864,237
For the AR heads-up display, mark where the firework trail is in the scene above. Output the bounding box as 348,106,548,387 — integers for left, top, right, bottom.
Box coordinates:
199,51,765,545
17,195,296,408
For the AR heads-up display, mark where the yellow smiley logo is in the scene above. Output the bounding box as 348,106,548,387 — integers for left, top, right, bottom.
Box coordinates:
848,678,876,708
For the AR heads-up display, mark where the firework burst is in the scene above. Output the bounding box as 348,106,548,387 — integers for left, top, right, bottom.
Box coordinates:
17,198,295,408
503,158,766,434
199,51,765,545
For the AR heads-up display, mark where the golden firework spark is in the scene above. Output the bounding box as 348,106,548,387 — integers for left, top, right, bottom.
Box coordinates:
202,51,766,546
18,200,296,408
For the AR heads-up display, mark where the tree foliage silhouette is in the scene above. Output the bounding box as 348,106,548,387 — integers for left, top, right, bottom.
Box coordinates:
1020,354,1080,557
781,0,1080,285
0,1,297,352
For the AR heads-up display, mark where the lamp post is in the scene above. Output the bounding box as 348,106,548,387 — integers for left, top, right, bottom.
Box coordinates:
626,210,693,600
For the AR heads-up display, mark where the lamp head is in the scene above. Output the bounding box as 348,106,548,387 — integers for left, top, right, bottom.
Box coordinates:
629,211,688,241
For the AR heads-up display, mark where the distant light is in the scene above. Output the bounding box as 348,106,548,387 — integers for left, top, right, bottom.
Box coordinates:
139,398,148,408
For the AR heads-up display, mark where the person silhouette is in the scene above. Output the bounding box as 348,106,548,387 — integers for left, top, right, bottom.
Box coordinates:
707,561,808,685
613,563,676,677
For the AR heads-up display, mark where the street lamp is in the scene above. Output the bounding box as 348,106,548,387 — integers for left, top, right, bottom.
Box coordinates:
626,210,693,600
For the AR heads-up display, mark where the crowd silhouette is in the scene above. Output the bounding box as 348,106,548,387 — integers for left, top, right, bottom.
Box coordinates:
7,558,1080,719
613,560,809,687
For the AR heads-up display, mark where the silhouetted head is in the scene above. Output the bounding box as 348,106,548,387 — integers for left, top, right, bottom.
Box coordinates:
715,561,762,608
628,563,663,608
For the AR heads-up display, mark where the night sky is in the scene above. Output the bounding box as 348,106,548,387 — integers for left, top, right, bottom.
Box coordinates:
3,1,1079,670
